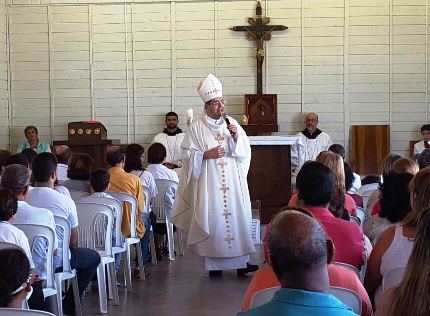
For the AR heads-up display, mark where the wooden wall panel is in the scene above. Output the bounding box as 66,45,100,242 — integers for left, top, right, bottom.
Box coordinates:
0,0,7,149
2,0,430,163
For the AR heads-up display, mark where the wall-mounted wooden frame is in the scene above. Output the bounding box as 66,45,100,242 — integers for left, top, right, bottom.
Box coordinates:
245,94,277,125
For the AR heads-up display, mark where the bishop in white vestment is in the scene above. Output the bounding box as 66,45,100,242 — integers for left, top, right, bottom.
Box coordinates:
291,112,333,169
171,74,256,276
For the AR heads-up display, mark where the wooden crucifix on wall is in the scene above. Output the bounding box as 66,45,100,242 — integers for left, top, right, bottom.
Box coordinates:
230,0,287,135
230,0,287,94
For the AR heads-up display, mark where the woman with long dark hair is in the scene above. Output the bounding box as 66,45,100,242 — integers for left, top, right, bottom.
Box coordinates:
366,167,430,307
124,144,157,199
364,172,413,244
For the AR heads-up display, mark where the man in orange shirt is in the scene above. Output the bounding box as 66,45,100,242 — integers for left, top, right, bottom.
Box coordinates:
107,146,147,273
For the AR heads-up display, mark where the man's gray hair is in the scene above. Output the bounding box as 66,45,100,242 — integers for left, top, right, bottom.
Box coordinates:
1,164,30,195
268,210,327,281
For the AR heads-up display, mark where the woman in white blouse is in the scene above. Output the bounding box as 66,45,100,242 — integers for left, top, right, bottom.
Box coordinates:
366,167,429,308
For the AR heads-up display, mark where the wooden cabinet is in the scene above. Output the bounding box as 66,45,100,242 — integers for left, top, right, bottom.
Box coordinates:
247,136,296,223
351,125,390,175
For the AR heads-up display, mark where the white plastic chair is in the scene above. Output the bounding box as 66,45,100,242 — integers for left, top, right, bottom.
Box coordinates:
77,196,130,295
329,286,362,315
69,190,90,202
360,256,368,284
142,185,151,214
362,190,376,210
250,286,279,308
14,224,58,314
107,191,145,289
350,216,360,228
142,185,157,265
153,179,181,261
75,202,119,313
382,266,406,292
0,308,55,316
53,216,82,316
357,183,379,196
355,207,366,226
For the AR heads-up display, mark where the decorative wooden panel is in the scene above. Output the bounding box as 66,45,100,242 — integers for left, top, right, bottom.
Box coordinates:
351,125,390,175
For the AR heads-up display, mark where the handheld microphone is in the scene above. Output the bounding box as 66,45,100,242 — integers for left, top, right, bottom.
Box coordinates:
223,113,234,136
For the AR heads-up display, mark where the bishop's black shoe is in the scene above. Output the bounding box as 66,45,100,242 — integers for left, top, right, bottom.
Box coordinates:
237,262,259,277
208,270,223,278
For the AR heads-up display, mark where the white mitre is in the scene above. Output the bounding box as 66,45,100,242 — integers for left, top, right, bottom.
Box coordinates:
197,73,223,103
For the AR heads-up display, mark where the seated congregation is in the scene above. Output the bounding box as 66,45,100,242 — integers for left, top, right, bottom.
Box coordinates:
1,125,430,316
0,139,181,315
239,145,430,315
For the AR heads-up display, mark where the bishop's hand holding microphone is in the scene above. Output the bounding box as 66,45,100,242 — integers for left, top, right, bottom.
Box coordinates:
223,113,238,143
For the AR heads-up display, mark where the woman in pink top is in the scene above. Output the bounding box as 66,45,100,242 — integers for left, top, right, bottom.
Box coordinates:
366,167,430,307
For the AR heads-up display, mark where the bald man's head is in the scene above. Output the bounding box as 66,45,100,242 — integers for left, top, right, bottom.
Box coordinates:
106,146,125,167
305,112,319,134
54,145,71,165
268,210,327,283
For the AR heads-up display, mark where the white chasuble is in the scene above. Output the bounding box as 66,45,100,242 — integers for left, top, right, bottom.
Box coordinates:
291,131,333,168
171,115,255,270
152,133,185,167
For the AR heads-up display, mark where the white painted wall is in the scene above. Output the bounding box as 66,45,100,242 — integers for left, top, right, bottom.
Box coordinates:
5,0,430,158
0,0,7,149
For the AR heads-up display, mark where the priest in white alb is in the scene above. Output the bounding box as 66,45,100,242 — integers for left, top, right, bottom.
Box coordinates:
151,111,185,169
171,74,257,277
291,112,333,169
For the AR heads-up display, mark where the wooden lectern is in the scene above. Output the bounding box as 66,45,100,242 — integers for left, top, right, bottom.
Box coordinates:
53,121,116,170
248,136,297,224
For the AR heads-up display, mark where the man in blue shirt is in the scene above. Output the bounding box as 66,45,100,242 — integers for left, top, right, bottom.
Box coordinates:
238,210,358,316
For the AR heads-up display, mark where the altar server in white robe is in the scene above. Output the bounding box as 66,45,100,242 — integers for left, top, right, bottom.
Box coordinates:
291,112,333,169
413,124,430,158
152,112,185,169
171,74,257,277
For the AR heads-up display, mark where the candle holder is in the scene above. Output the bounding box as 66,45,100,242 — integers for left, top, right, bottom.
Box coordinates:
186,108,194,127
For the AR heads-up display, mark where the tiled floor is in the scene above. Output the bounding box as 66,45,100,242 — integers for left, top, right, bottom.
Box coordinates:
82,247,263,316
